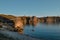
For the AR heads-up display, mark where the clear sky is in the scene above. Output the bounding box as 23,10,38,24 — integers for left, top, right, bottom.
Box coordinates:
0,0,60,17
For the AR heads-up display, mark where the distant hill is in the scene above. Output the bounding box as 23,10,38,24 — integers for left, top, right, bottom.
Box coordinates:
0,14,16,20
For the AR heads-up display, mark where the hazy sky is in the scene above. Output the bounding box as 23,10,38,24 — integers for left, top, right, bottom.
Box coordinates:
0,0,60,17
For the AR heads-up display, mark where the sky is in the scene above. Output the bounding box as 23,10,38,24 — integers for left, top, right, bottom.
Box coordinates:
0,0,60,17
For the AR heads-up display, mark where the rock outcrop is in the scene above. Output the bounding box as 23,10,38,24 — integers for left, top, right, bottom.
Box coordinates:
14,17,23,33
46,17,55,23
29,16,38,26
1,14,60,32
14,17,23,28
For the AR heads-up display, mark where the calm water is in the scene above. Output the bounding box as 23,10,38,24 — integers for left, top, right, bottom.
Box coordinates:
1,23,60,40
24,23,60,40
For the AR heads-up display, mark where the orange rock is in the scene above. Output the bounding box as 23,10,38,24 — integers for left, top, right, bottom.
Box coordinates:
14,17,23,29
46,17,54,23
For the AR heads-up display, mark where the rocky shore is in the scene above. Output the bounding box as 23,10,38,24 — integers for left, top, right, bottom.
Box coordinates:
0,14,60,32
0,30,41,40
0,14,60,40
0,33,14,40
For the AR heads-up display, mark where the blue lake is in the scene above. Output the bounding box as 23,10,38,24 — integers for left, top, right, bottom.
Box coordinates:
1,23,60,40
23,23,60,40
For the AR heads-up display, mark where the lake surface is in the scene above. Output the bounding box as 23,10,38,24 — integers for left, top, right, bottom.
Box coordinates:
24,23,60,40
1,23,60,40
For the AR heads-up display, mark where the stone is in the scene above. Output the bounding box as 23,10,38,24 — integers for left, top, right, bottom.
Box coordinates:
14,17,23,29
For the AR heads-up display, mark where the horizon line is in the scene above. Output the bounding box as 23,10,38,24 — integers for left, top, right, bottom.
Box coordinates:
0,13,60,17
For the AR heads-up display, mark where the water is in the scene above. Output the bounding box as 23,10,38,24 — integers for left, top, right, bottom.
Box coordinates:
24,23,60,40
1,23,60,40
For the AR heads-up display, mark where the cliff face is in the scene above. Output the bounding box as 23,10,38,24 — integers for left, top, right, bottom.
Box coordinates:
46,17,55,23
1,14,60,32
29,16,38,26
21,16,27,25
0,14,16,20
14,17,23,28
0,16,14,27
1,14,60,26
39,16,60,23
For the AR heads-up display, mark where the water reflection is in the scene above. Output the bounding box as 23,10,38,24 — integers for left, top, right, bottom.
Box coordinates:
1,22,60,40
17,24,37,35
23,23,60,40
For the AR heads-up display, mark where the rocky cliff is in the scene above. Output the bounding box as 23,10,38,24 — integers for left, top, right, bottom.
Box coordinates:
0,14,60,32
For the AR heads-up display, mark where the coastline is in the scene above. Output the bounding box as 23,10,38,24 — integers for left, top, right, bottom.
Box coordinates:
0,30,40,40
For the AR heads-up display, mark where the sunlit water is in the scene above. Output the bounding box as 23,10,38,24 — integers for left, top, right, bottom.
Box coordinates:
24,23,60,40
0,23,60,40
